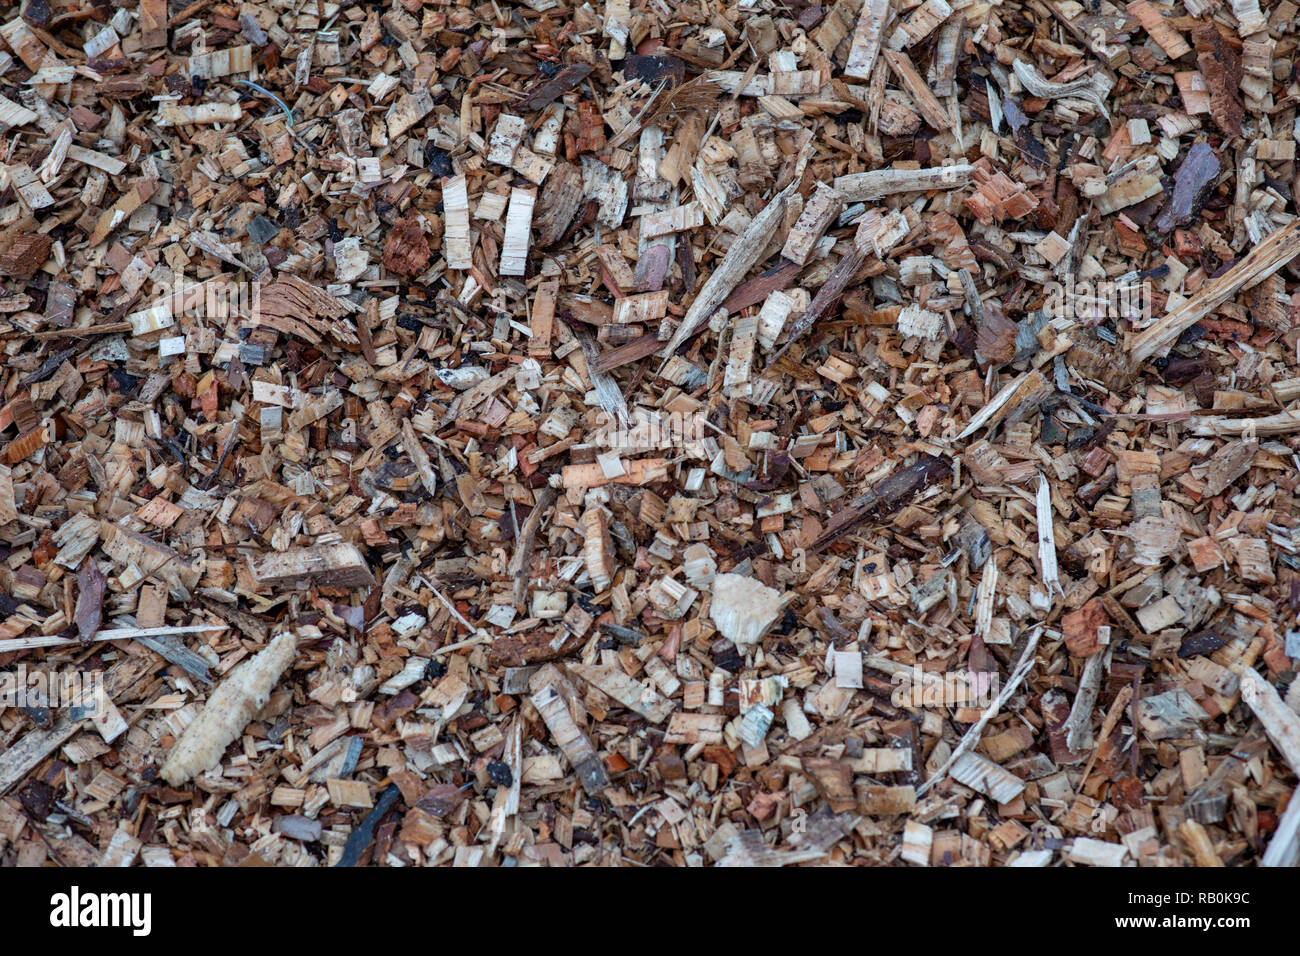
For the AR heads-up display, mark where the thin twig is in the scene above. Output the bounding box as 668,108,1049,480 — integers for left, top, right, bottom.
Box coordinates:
917,625,1043,797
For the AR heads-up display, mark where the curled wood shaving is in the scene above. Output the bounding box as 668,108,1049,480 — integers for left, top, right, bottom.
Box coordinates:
1011,59,1109,118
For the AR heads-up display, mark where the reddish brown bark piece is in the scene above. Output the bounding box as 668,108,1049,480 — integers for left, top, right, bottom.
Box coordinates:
593,333,661,373
802,757,856,812
74,559,105,641
513,64,594,113
1062,599,1110,657
382,212,431,277
812,456,953,552
0,234,52,281
1192,24,1243,137
720,260,803,313
139,0,168,48
975,301,1018,363
567,100,606,156
249,543,375,590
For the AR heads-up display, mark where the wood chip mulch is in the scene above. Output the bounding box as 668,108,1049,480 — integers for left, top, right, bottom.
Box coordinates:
3,0,1300,868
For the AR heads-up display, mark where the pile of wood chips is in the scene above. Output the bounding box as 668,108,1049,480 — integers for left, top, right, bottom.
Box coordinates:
3,0,1300,868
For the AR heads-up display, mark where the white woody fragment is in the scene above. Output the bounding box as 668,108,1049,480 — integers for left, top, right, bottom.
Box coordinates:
530,678,610,794
1241,665,1300,867
756,288,807,352
65,145,127,175
500,186,536,276
386,89,434,137
128,301,176,336
1064,650,1105,753
723,311,760,398
781,182,843,265
570,664,674,723
28,65,76,86
486,114,526,165
367,72,400,102
974,557,998,638
0,19,46,70
1011,59,1109,118
379,655,428,695
580,507,614,591
738,704,773,748
511,146,553,185
1239,667,1300,777
783,698,812,740
4,163,54,209
333,237,368,282
354,157,381,183
1068,837,1128,867
950,751,1025,803
443,175,473,270
902,821,933,865
100,824,142,867
612,290,669,325
834,651,863,689
891,0,952,48
897,304,945,341
604,0,631,58
160,632,297,785
709,573,785,646
159,336,187,358
248,542,374,589
187,44,253,78
401,419,438,497
0,94,38,127
640,202,705,240
1229,0,1267,35
260,406,283,443
36,128,71,183
1009,848,1054,867
156,102,243,126
845,0,890,80
476,191,508,221
704,70,773,97
1036,473,1061,596
534,103,565,155
770,69,824,97
84,25,121,57
858,208,910,257
834,164,974,202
